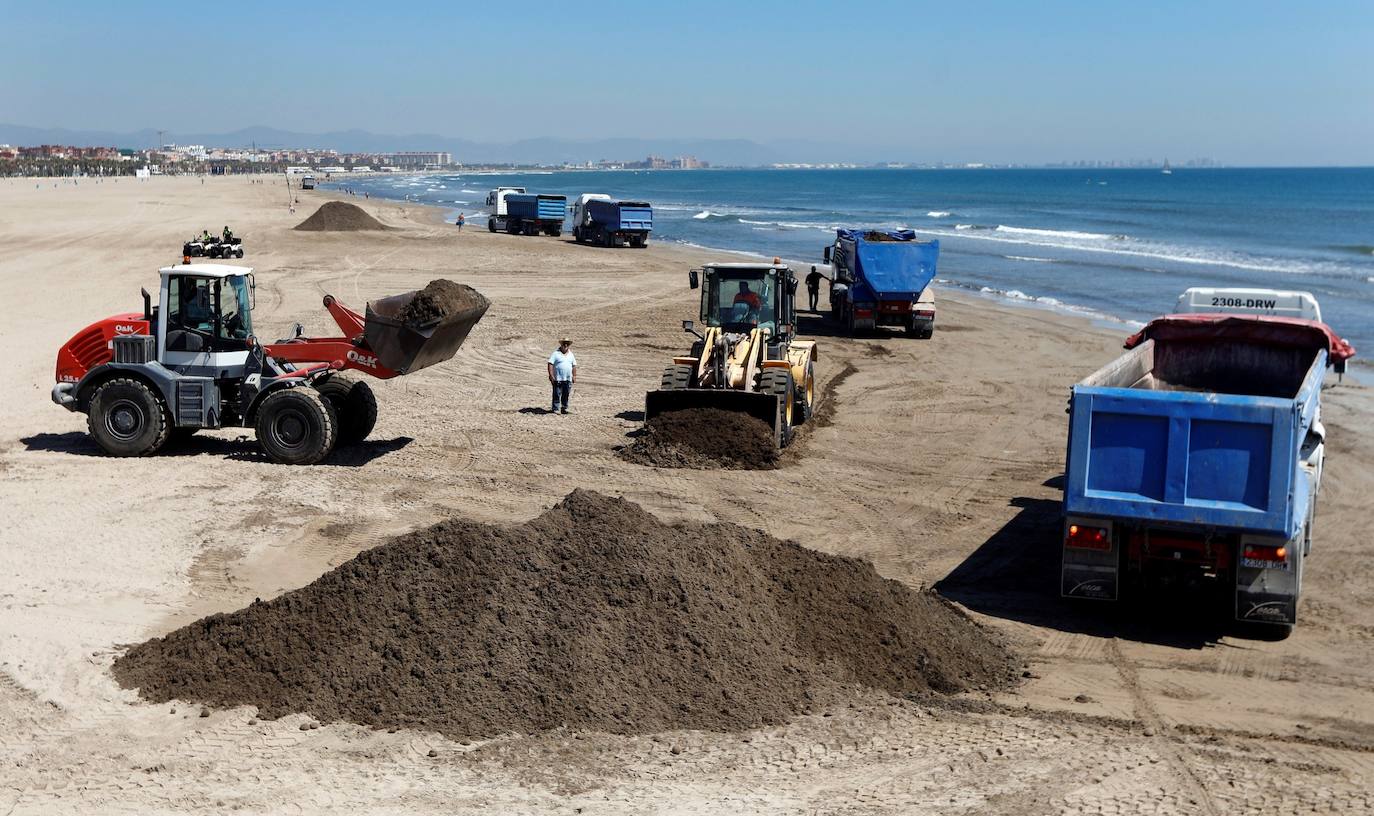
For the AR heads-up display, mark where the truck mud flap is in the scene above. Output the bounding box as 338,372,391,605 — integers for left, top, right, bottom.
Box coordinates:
644,388,783,447
364,291,490,376
1061,518,1118,601
1236,546,1301,625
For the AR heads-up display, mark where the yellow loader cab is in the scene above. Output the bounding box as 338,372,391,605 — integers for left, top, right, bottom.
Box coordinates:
646,262,818,447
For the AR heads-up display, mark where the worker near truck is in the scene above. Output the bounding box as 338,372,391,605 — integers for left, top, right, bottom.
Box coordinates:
547,338,577,415
805,266,826,312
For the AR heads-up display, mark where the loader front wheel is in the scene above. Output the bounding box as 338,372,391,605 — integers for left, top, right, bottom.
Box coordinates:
660,364,694,391
256,387,338,465
88,378,171,457
314,374,378,444
760,368,795,447
794,361,815,424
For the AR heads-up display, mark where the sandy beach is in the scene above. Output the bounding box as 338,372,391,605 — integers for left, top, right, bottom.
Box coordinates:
1,174,1372,814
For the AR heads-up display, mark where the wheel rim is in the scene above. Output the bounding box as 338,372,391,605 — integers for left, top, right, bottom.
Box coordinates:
271,409,310,450
105,399,145,441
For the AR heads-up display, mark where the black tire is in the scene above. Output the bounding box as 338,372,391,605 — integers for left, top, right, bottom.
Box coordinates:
254,387,338,464
167,427,198,447
660,363,694,390
794,360,815,424
759,368,795,447
922,325,934,339
314,374,378,444
488,219,497,233
88,378,171,457
573,226,582,243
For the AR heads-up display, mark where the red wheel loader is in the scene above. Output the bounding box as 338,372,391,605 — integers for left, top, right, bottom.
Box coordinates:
52,263,488,464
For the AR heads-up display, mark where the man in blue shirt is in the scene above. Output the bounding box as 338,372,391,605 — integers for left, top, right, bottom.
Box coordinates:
547,337,577,414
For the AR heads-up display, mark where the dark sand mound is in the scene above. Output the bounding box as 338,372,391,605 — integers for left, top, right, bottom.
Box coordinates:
113,491,1017,739
394,279,488,328
620,408,778,469
294,201,386,231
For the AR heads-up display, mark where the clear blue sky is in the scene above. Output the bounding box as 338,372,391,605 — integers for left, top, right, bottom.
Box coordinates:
3,0,1371,165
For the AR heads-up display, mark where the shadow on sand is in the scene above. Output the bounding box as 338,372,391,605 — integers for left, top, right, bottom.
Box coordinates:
934,494,1234,649
21,432,412,467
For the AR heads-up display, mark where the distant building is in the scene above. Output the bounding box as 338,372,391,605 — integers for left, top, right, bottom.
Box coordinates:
388,151,452,169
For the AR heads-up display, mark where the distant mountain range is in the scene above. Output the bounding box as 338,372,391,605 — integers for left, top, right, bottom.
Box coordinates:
0,123,879,166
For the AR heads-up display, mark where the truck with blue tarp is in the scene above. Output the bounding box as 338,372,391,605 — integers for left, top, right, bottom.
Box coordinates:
573,198,652,248
1061,288,1355,637
500,193,566,236
820,230,939,338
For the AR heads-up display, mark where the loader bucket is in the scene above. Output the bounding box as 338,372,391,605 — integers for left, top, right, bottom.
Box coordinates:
363,289,490,375
644,388,784,447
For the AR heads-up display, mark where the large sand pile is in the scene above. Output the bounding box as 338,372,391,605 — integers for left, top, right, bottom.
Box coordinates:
620,408,778,469
112,491,1017,739
294,201,386,231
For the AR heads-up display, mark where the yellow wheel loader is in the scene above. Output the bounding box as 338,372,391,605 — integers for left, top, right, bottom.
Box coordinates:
645,262,817,446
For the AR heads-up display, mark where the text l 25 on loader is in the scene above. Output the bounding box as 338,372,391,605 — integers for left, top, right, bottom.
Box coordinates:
645,261,817,447
52,263,488,464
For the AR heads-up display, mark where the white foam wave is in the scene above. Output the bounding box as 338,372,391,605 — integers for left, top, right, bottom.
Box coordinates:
1004,255,1057,263
694,210,725,219
460,189,480,194
975,285,1142,327
926,211,952,218
955,224,976,230
995,225,1126,241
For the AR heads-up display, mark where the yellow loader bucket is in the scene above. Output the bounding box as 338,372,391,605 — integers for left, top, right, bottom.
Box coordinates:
644,388,784,447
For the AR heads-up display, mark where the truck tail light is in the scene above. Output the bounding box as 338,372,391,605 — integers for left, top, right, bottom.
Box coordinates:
914,310,935,318
855,307,874,318
1067,524,1110,550
1243,543,1288,563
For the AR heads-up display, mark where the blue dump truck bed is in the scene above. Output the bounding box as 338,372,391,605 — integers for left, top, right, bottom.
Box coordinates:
835,229,938,300
505,194,567,221
587,200,652,232
1066,330,1323,539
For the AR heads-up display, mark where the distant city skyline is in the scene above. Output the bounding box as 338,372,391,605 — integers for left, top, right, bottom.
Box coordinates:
3,1,1371,167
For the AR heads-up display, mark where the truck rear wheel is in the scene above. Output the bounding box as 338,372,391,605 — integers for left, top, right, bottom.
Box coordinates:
660,364,694,390
314,374,378,444
88,377,171,457
759,368,795,447
488,219,497,233
255,387,338,465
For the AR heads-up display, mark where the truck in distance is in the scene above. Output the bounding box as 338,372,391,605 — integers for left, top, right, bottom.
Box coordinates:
821,229,939,337
1060,287,1355,637
500,193,567,236
573,198,652,248
301,175,316,190
485,187,527,233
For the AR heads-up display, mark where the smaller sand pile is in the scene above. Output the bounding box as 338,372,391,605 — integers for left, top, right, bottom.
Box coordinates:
112,491,1018,740
294,201,386,231
620,408,778,469
394,279,489,328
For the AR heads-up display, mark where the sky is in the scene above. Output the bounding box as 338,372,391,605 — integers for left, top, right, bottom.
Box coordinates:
3,0,1372,165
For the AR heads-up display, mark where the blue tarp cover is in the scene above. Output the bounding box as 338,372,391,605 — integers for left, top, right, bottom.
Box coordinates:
836,230,938,298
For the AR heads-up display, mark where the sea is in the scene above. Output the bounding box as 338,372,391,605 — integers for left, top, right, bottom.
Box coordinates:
323,167,1374,358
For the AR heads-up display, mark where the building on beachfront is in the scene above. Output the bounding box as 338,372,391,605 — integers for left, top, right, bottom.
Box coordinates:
387,151,452,169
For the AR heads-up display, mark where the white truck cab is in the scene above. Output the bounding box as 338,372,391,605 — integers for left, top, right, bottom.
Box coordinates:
571,193,612,229
485,187,527,232
1174,287,1322,323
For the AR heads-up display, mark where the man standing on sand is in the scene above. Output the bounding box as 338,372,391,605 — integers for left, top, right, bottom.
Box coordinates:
456,213,465,230
547,338,577,414
806,265,826,312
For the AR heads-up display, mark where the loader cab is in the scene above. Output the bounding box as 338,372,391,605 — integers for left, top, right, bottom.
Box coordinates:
157,264,255,378
694,263,797,341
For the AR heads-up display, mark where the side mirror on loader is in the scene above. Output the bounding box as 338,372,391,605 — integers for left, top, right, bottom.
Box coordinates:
688,269,699,289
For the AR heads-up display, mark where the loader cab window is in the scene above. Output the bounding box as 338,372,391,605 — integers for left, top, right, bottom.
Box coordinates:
166,275,251,352
702,269,778,335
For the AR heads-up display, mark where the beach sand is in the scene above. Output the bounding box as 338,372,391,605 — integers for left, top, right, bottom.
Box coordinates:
1,175,1371,814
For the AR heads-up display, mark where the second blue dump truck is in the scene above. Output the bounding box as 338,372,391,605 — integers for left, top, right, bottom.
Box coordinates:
1061,288,1355,638
502,193,567,236
820,229,939,338
573,198,652,248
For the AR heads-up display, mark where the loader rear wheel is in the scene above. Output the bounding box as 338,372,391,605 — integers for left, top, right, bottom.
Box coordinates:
255,387,338,465
660,364,694,391
759,368,795,447
314,374,378,444
88,378,171,457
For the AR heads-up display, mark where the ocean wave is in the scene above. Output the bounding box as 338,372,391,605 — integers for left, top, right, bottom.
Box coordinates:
926,211,952,218
995,225,1127,241
1003,255,1057,263
460,189,481,194
694,210,730,220
971,284,1142,326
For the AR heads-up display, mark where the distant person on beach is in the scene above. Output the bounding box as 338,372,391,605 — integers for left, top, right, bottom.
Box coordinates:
806,266,826,312
547,338,577,415
456,213,465,230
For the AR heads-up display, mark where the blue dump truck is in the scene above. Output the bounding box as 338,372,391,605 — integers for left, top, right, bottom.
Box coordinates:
1061,288,1355,637
501,193,567,236
821,229,939,337
573,198,652,248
